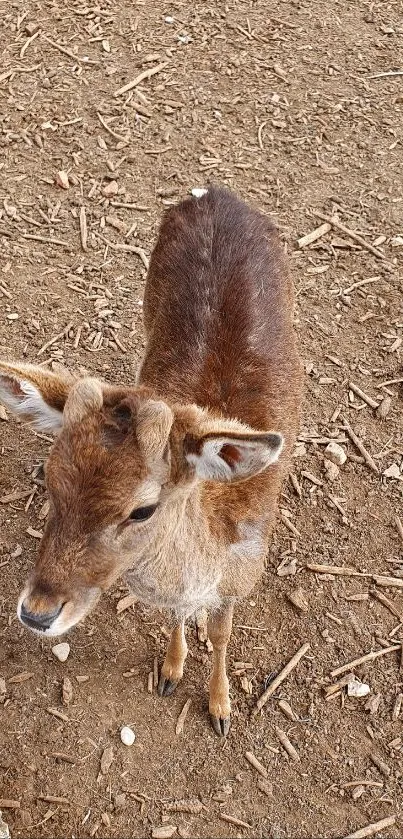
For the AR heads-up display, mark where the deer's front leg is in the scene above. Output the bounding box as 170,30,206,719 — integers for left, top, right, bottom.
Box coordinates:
158,620,188,697
208,600,234,737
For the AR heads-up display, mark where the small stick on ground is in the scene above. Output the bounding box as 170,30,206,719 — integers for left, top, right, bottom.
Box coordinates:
340,417,379,475
21,233,70,248
95,233,149,269
79,207,88,251
348,383,379,409
147,671,153,693
38,795,69,805
342,781,383,789
175,698,192,734
373,575,403,589
344,277,380,295
114,62,168,97
313,212,388,262
275,727,300,761
289,472,302,498
344,815,396,839
257,121,266,150
371,589,403,621
331,645,400,678
253,642,310,715
0,800,21,810
245,750,268,778
370,754,391,777
306,562,368,577
220,813,251,829
298,222,331,249
96,111,129,144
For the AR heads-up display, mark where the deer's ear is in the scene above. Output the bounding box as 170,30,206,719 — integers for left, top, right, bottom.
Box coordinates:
185,430,283,482
0,361,73,432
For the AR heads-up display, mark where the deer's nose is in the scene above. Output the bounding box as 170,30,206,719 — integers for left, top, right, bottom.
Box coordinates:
19,601,63,632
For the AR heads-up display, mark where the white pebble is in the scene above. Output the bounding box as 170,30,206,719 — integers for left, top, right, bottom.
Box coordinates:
120,725,135,746
347,678,370,698
324,441,347,467
52,642,70,662
191,187,208,199
164,15,174,23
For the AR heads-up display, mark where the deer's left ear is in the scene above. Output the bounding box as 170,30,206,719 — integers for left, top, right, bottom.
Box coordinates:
0,361,74,432
185,430,284,482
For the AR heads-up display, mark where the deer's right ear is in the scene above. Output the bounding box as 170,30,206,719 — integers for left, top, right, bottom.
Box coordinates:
0,361,73,432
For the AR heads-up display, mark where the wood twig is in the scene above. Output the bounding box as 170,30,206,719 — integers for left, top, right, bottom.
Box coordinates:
344,814,396,839
96,111,129,144
245,751,268,778
220,814,251,829
313,212,388,261
79,206,87,251
371,589,403,621
114,62,168,97
306,563,368,577
21,233,70,249
331,645,400,678
341,416,379,475
298,222,331,249
348,382,379,409
275,727,300,761
394,516,403,544
253,642,310,714
373,575,403,589
95,233,149,269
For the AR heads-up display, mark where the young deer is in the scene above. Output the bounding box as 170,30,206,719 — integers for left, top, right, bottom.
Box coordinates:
0,187,302,735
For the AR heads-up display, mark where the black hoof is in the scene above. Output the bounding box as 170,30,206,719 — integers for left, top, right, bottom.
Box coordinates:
157,675,178,697
210,714,231,737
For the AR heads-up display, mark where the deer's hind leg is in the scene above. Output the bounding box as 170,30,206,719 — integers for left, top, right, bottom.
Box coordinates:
208,600,234,737
158,619,188,697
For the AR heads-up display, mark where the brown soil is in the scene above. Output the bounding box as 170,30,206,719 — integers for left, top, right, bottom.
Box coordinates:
0,1,402,837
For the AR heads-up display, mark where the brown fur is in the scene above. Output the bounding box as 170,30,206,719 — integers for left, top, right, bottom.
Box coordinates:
0,186,303,734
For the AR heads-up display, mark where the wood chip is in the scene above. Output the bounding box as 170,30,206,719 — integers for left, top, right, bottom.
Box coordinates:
245,750,268,778
306,563,365,577
392,693,402,720
116,593,137,613
62,677,73,706
79,206,88,251
8,671,33,684
373,576,403,589
100,746,114,774
151,826,177,839
175,698,191,734
0,801,20,810
287,587,309,612
298,222,331,249
370,753,391,777
313,212,389,263
253,642,310,714
47,707,69,722
275,727,300,761
394,516,403,545
257,778,273,797
38,795,69,805
348,382,379,409
50,752,76,765
344,815,396,839
278,699,298,721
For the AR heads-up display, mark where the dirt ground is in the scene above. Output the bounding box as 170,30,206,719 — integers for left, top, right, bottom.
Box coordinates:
0,0,402,837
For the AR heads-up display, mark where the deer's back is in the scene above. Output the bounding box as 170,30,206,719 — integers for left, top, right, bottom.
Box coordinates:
141,187,301,437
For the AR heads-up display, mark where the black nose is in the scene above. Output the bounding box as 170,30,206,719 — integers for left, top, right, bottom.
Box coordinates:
20,602,63,631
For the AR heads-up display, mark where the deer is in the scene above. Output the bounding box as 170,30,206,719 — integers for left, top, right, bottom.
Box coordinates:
0,186,302,736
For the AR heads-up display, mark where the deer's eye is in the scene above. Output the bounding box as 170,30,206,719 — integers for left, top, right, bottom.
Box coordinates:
128,504,158,522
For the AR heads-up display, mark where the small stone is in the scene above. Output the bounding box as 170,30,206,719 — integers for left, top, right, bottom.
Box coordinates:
52,642,70,662
62,676,73,705
102,39,111,52
347,678,370,698
376,396,392,419
76,674,89,683
6,313,19,321
324,458,340,482
277,557,297,577
120,726,135,746
55,170,69,189
324,442,347,466
102,180,118,197
383,463,401,479
0,405,7,421
114,793,126,810
25,22,40,36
